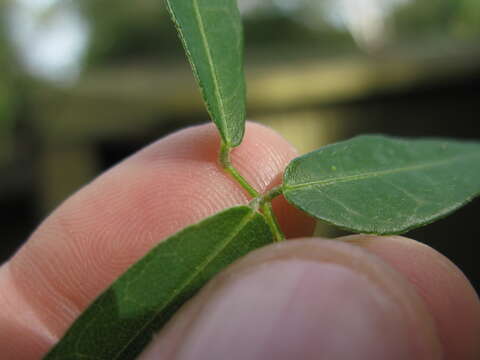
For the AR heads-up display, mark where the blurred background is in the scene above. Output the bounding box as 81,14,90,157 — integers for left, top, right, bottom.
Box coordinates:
0,0,479,291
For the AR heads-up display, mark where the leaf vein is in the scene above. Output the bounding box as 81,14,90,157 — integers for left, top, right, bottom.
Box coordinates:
111,210,256,359
286,153,480,191
192,0,229,145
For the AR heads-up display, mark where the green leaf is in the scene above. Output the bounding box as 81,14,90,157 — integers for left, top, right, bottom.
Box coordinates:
166,0,246,147
283,135,480,235
44,206,273,360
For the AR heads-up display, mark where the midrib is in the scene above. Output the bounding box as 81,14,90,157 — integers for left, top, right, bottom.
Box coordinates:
111,209,255,359
286,152,480,191
192,0,229,144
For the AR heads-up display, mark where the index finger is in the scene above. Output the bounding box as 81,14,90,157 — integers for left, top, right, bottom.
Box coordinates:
0,122,315,359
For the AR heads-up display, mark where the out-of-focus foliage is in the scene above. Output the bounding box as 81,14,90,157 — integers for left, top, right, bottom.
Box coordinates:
393,0,480,42
0,8,15,166
77,0,480,69
456,0,480,36
79,0,181,66
80,0,357,67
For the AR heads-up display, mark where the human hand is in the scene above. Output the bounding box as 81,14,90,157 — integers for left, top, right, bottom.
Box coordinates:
0,123,478,360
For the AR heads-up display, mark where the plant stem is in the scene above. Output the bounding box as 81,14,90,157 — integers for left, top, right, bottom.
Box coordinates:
261,202,285,242
219,142,285,241
220,142,260,198
263,185,284,202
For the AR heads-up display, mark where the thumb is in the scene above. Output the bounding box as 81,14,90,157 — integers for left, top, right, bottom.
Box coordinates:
139,239,443,360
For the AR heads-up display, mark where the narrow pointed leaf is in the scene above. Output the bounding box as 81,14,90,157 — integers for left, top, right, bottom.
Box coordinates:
44,206,272,360
283,135,480,234
166,0,246,147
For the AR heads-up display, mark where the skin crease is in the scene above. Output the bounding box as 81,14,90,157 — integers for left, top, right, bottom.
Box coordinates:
341,235,480,360
0,122,478,359
139,240,442,360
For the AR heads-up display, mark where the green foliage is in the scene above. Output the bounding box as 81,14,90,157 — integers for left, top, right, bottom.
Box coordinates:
80,0,174,66
44,206,273,359
166,0,247,147
283,135,480,234
0,82,13,165
392,0,480,40
0,29,14,166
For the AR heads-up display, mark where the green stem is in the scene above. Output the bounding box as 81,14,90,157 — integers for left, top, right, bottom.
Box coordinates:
261,202,285,242
263,185,284,202
219,142,285,241
220,142,260,198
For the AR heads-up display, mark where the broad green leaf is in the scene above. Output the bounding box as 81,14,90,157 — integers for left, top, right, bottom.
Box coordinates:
166,0,246,147
44,206,272,360
283,135,480,235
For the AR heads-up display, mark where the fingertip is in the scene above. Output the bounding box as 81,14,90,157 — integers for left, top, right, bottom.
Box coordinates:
143,239,442,360
230,122,300,192
233,122,316,238
341,234,480,360
138,120,315,238
1,121,313,358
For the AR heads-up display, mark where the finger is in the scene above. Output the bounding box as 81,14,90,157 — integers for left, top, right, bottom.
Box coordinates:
0,122,315,359
341,235,480,360
139,239,443,360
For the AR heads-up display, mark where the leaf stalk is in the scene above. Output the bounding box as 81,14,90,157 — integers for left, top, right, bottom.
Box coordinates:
261,202,285,242
262,185,284,202
220,142,260,198
220,142,285,241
